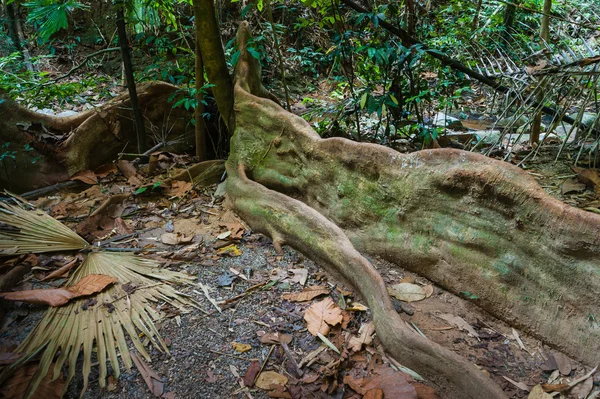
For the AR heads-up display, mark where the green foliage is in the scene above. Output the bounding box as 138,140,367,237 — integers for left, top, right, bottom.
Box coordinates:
23,0,89,42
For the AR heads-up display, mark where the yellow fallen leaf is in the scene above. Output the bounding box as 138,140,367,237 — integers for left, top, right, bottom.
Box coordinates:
346,302,368,311
231,342,251,353
217,244,242,257
282,286,329,302
387,282,426,302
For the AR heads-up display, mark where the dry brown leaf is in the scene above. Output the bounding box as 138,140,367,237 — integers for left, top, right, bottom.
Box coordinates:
130,351,164,397
94,163,118,178
164,181,193,197
561,179,586,195
1,363,64,399
260,332,293,345
255,371,288,391
437,313,479,338
282,285,329,302
243,361,261,387
160,233,194,245
570,376,593,398
363,388,384,399
388,283,426,302
540,383,569,392
422,284,434,298
0,352,22,365
70,170,98,185
503,376,530,391
118,160,137,178
0,274,117,307
41,258,78,281
232,342,252,353
553,352,572,375
304,297,343,336
348,321,376,352
343,364,417,398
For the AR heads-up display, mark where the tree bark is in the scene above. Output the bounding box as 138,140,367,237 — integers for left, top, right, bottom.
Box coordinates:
194,0,235,133
114,0,147,153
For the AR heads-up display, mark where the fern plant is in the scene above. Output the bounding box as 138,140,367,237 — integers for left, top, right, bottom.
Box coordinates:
23,0,89,42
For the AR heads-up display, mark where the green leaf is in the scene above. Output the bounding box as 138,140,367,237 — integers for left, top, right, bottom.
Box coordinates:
247,47,261,59
360,92,368,109
389,94,398,105
257,0,263,11
134,187,148,195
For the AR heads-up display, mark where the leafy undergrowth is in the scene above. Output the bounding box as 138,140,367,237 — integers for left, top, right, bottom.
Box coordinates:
0,152,598,399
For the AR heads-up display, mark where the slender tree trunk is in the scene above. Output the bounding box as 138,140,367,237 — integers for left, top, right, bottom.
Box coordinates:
265,0,291,110
531,0,551,145
405,0,416,36
114,0,146,153
471,0,483,32
193,1,207,160
5,1,33,71
194,0,235,133
503,1,517,35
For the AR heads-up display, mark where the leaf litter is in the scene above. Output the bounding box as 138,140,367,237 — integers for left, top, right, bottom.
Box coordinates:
1,155,598,399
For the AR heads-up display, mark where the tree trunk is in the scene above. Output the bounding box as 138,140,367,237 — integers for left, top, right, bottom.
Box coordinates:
503,1,517,35
531,0,551,145
541,0,551,41
194,0,235,133
225,22,600,398
115,0,146,153
5,1,33,71
193,1,207,160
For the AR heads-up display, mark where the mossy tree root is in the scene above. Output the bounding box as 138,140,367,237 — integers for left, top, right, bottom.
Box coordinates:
226,163,507,399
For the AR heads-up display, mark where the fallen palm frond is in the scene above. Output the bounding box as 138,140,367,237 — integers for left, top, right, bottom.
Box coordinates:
0,202,89,255
0,251,201,399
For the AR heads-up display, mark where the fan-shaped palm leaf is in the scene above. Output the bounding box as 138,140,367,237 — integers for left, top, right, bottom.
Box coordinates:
0,252,201,399
0,202,89,255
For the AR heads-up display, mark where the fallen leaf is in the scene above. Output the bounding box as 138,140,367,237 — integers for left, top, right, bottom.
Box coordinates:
115,217,133,235
130,351,164,397
346,302,368,311
288,268,308,285
1,362,64,399
260,332,293,345
422,284,434,298
283,286,329,302
107,375,118,391
553,352,572,375
243,361,261,387
348,321,376,352
363,388,384,399
527,385,552,399
255,371,288,391
304,297,343,336
160,233,194,245
570,376,593,398
118,160,137,178
164,181,193,197
561,179,586,195
94,163,118,178
216,231,232,240
343,364,417,398
70,170,98,185
412,383,441,399
217,272,238,287
0,274,117,307
232,342,252,353
437,314,479,338
388,283,426,302
216,244,242,256
503,376,530,391
540,383,569,393
0,352,21,365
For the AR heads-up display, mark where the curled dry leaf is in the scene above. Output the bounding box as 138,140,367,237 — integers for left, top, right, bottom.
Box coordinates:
255,371,288,391
2,362,64,399
0,274,117,307
348,321,376,352
160,233,194,245
304,297,343,336
117,160,137,178
388,283,426,302
130,351,164,397
527,385,552,399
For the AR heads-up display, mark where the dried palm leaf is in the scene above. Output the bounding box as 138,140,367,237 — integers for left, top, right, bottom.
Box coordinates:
0,252,201,399
0,203,89,255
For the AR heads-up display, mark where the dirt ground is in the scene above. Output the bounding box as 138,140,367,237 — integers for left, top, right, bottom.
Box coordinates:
1,147,599,399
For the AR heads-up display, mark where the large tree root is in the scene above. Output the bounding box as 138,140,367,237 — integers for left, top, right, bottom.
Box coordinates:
226,22,600,397
0,82,194,192
227,164,506,399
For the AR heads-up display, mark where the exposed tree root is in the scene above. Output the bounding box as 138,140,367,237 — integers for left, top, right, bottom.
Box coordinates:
226,21,600,397
0,82,194,192
227,164,507,399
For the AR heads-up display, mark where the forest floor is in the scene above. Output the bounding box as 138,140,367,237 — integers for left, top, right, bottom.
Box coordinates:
1,144,599,399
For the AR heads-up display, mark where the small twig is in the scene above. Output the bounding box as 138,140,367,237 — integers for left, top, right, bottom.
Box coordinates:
19,181,80,199
281,342,303,378
219,282,267,305
253,344,275,385
209,350,254,361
